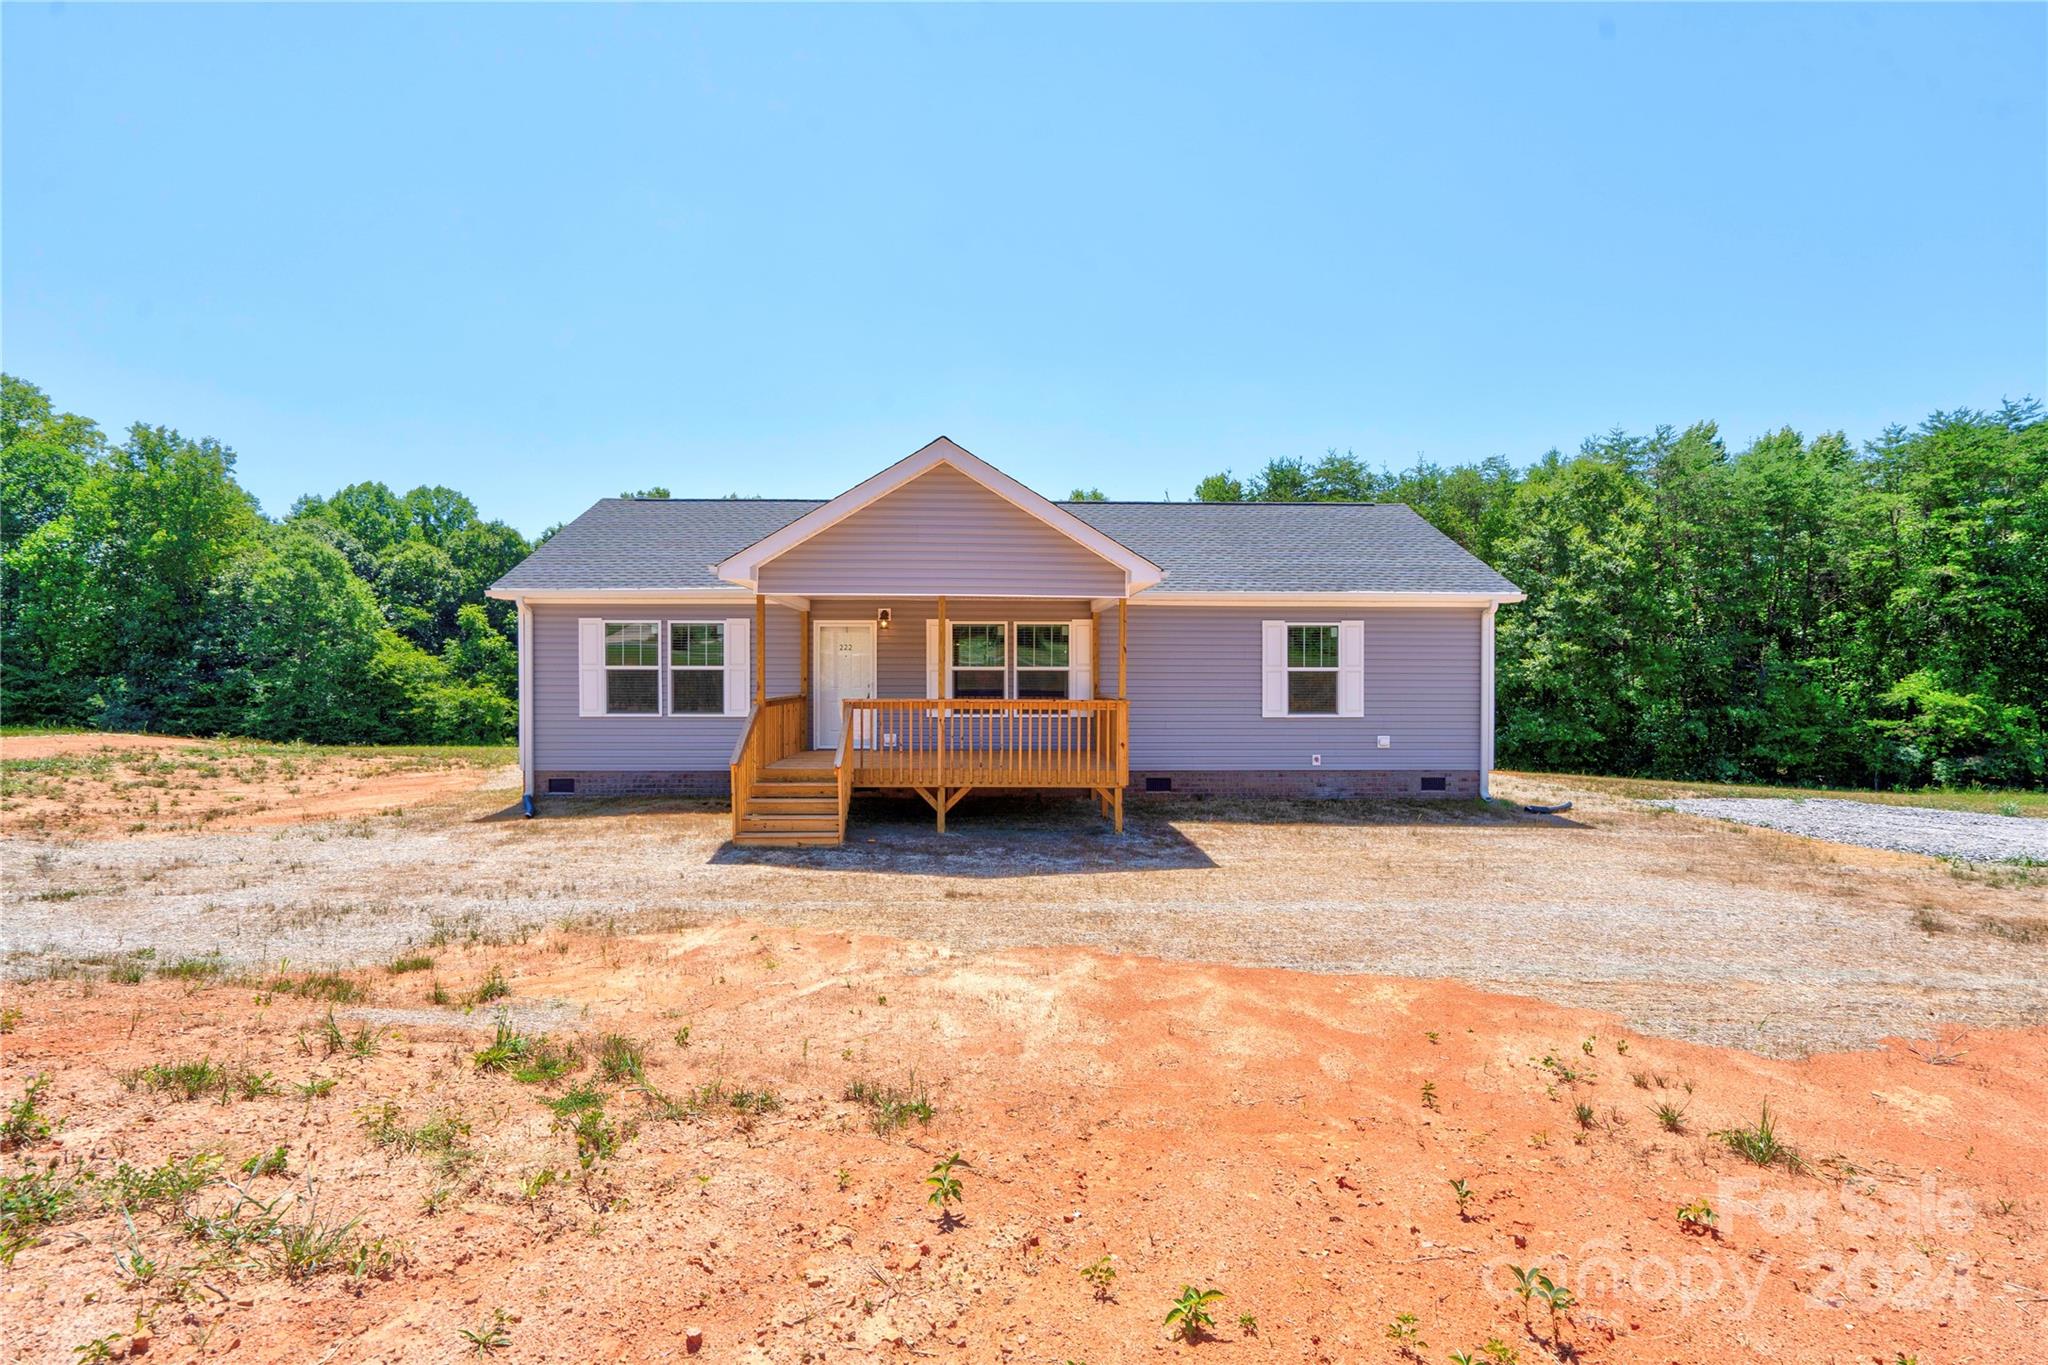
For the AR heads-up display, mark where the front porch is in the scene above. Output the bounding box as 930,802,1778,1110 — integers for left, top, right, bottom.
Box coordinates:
729,592,1133,847
705,443,1154,847
732,694,1131,846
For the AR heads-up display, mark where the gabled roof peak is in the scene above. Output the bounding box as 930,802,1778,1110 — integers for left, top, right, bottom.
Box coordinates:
711,437,1166,592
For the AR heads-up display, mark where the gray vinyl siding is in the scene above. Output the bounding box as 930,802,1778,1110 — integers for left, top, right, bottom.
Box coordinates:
757,465,1127,597
811,598,1097,699
1122,604,1482,771
528,602,800,772
529,599,1483,775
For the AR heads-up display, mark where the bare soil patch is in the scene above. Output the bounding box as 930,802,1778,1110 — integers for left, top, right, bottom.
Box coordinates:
0,731,514,837
2,922,2041,1364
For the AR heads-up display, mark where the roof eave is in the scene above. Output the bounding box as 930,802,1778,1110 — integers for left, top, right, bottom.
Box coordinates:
1127,589,1524,607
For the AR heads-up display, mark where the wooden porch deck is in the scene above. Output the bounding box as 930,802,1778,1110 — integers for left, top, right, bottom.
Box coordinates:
768,746,1123,788
726,591,1132,846
733,698,1129,845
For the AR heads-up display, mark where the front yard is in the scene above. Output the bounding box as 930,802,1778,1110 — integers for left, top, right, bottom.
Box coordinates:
2,733,2044,1362
3,733,2042,1055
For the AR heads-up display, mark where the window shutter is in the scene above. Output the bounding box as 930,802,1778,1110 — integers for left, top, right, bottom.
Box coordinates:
1069,618,1093,700
1338,619,1365,718
723,617,751,716
1260,620,1286,718
578,618,605,717
925,619,941,699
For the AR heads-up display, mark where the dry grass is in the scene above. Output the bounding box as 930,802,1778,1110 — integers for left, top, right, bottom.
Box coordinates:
0,732,513,836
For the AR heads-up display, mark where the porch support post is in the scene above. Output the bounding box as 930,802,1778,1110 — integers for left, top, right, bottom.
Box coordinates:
936,595,948,830
754,593,767,708
1117,598,1128,699
1116,598,1130,811
799,609,812,747
1092,609,1102,697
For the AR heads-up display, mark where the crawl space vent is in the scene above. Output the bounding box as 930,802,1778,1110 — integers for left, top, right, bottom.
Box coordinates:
546,778,577,795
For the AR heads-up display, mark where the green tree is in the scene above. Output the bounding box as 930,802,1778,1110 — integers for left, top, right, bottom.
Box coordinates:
290,481,407,557
1307,449,1373,501
0,374,103,545
443,603,517,696
1246,457,1314,501
208,529,391,742
16,422,261,728
444,520,532,632
375,537,463,648
402,484,479,542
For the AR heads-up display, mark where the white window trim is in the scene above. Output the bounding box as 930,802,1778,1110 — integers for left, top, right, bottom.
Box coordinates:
666,620,728,718
1283,621,1341,718
947,621,1011,700
601,619,663,717
1012,621,1073,700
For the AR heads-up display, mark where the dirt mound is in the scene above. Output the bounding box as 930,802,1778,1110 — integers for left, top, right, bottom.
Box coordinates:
2,921,2040,1363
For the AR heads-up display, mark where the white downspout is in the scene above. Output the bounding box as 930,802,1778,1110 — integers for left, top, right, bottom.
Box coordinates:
517,598,534,811
1479,602,1497,800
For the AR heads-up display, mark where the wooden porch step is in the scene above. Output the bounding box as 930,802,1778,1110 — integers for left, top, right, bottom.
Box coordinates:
734,830,842,847
744,797,839,815
741,818,835,839
751,779,836,797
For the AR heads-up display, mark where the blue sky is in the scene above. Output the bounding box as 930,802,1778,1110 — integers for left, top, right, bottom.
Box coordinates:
5,4,2043,536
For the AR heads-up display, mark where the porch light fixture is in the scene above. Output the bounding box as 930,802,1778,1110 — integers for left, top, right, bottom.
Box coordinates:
877,608,892,630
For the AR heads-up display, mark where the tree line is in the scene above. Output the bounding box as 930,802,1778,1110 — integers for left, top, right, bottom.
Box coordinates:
1,375,528,744
1194,408,2045,789
4,372,2042,787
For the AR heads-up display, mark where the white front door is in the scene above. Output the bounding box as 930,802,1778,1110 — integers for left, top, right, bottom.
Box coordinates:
813,624,877,751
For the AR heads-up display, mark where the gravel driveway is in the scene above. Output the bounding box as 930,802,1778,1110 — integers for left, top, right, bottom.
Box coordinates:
6,782,2047,1056
1665,797,2048,863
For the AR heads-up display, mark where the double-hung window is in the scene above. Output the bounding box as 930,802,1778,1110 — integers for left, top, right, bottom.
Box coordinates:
668,622,725,715
1014,623,1071,700
604,622,661,715
949,623,1008,699
1286,624,1340,716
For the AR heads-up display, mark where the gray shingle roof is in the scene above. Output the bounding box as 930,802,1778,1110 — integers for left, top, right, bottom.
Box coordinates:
491,497,1518,596
1062,501,1519,594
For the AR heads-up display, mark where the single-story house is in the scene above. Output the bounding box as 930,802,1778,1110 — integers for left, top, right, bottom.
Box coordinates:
487,437,1523,845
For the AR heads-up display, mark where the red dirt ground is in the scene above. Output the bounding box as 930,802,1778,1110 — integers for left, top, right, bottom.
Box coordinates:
0,732,509,836
1,921,2041,1364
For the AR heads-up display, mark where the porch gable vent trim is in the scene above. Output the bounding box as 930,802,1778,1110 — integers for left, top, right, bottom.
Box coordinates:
711,436,1165,595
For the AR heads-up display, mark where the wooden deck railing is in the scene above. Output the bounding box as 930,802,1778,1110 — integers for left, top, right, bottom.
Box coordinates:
728,694,808,837
840,698,1128,790
836,710,855,831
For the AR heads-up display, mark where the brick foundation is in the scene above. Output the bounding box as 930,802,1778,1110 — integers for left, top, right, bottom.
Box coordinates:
534,770,730,798
1127,770,1481,800
534,769,1480,802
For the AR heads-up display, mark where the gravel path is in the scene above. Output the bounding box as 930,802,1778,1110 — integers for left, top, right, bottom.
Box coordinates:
1666,797,2048,862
